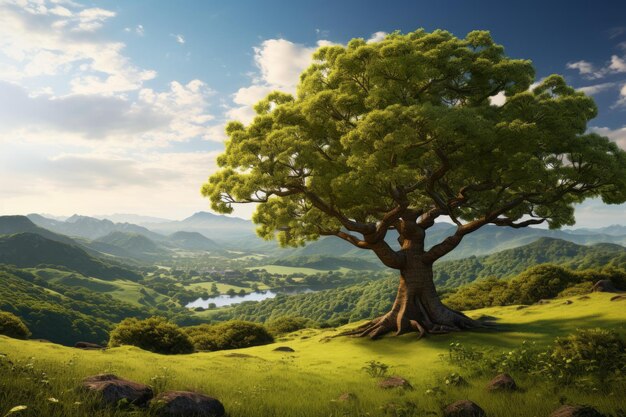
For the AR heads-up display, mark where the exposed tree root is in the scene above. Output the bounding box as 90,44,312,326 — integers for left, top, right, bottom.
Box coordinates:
334,303,486,340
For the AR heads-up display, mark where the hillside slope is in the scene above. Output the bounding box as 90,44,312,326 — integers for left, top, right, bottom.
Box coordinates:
0,293,624,417
0,233,141,281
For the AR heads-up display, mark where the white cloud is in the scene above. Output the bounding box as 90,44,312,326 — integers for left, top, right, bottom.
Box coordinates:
609,55,626,73
589,125,626,150
566,60,606,79
173,33,185,44
489,91,506,106
577,82,616,95
0,0,155,93
613,83,626,108
0,81,167,139
226,38,335,123
0,79,216,145
253,39,321,90
367,31,387,43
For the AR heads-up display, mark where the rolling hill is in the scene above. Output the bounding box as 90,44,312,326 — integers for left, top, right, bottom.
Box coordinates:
0,232,141,281
167,231,221,251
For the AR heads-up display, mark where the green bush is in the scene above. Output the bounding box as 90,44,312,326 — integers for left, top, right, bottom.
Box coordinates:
185,320,273,351
266,316,312,335
542,328,626,385
0,311,31,339
445,329,626,387
109,317,194,354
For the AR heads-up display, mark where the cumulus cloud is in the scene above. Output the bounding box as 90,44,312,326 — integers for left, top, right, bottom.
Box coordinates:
609,55,626,73
172,33,185,44
0,0,155,92
367,31,387,43
0,81,167,138
226,38,342,124
589,125,626,150
489,91,506,106
566,60,606,79
0,79,216,144
577,82,616,95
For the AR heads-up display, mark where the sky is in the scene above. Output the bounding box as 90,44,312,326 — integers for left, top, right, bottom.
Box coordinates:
0,0,625,227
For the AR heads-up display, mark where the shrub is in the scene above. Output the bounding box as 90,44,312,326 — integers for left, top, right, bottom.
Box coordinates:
0,311,31,339
185,320,273,351
266,316,312,335
362,360,389,377
557,281,594,297
542,328,626,385
109,317,194,354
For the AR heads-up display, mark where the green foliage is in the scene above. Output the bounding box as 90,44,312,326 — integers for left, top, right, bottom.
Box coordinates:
204,28,626,252
0,233,141,282
266,316,313,335
213,275,397,325
184,320,274,351
445,329,626,388
361,360,390,378
273,255,382,271
543,328,626,385
433,238,626,288
443,264,626,310
109,317,194,354
0,312,30,339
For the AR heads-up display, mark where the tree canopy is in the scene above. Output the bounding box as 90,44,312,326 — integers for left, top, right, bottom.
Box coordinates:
203,29,626,265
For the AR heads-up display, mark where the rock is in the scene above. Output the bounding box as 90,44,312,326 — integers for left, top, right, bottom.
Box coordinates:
592,280,617,293
536,299,551,304
443,400,486,417
515,305,528,310
82,374,153,406
223,353,255,358
377,376,412,389
337,392,357,402
563,300,573,305
75,341,104,349
549,404,605,417
610,295,626,302
273,346,295,352
152,391,225,417
578,295,591,300
486,373,517,391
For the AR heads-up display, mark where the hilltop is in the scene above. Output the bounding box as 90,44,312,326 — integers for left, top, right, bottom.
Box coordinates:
0,293,624,417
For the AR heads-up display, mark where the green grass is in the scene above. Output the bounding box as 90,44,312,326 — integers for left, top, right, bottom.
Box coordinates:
29,268,169,307
1,293,625,417
186,281,271,293
248,264,352,275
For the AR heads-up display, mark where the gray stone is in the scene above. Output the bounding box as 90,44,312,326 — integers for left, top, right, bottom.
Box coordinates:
152,391,225,417
549,404,605,417
82,374,153,406
443,400,486,417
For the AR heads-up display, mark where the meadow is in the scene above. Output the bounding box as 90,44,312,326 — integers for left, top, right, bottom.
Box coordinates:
1,292,624,417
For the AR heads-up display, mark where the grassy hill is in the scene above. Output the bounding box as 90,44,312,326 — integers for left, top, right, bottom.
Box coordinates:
273,255,383,271
0,266,199,345
0,233,142,281
0,215,78,246
167,231,221,251
215,239,625,325
0,293,624,417
433,237,626,288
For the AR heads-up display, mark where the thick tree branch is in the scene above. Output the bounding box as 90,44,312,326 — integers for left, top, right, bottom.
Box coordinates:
319,229,405,269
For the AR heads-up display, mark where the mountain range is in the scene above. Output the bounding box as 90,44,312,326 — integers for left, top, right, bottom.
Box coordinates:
0,212,623,266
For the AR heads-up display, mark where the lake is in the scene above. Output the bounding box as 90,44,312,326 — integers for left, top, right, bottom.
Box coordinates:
186,288,315,309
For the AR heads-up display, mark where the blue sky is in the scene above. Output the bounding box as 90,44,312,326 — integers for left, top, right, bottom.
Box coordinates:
0,0,624,227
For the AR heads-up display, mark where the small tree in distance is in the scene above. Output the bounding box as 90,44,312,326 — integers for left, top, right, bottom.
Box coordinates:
203,29,626,339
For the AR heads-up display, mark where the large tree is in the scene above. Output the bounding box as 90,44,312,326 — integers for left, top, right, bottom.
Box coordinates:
202,30,626,338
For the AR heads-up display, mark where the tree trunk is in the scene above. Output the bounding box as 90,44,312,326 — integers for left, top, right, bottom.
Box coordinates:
344,246,479,339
